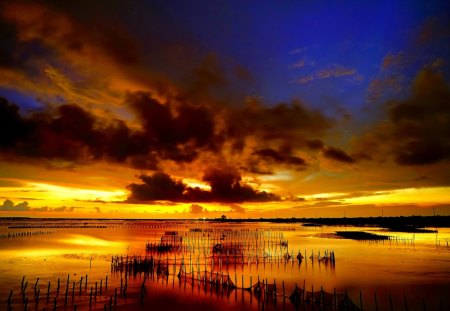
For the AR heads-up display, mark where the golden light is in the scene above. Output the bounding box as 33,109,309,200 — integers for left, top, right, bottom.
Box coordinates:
59,234,124,247
27,182,127,202
343,187,450,205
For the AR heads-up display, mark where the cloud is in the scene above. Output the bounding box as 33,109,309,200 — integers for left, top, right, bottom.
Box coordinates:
52,206,75,212
293,75,314,84
127,172,185,201
289,47,309,55
189,204,206,214
0,97,151,165
0,92,216,167
0,199,29,211
305,139,324,150
226,98,333,152
127,168,280,203
0,1,343,205
252,148,307,167
127,92,217,162
322,146,355,163
0,201,77,212
289,59,305,69
228,204,245,213
357,68,450,166
316,64,358,79
293,64,361,84
382,52,408,71
417,14,450,45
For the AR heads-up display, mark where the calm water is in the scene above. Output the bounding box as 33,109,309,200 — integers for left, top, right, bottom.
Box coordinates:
0,219,449,310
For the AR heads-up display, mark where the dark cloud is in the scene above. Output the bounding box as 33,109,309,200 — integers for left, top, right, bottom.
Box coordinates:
31,206,76,212
417,13,450,45
127,168,280,203
252,148,307,166
0,18,54,75
228,204,245,213
305,139,324,150
0,97,30,148
0,93,218,166
322,146,355,163
189,204,206,214
0,97,149,165
201,167,278,202
127,172,185,202
358,69,450,166
2,2,140,67
127,92,217,163
226,98,333,151
0,199,29,211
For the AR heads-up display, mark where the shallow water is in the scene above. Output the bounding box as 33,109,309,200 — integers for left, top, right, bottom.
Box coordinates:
0,219,449,310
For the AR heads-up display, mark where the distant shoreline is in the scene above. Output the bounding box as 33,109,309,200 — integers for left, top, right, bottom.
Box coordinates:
0,215,449,228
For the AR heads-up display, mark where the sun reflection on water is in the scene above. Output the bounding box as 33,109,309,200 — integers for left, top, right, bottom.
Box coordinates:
59,234,124,247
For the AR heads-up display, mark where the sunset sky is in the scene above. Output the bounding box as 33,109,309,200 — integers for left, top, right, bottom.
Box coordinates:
0,0,449,218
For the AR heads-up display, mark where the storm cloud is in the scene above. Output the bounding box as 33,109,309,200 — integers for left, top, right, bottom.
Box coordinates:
127,169,280,203
357,69,450,166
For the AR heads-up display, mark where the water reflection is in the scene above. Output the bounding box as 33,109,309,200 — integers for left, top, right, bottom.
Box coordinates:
59,234,125,248
0,219,449,311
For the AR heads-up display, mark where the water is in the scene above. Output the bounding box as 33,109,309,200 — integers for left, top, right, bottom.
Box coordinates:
0,219,449,310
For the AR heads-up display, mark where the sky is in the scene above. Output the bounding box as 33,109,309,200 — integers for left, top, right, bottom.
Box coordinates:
0,0,449,218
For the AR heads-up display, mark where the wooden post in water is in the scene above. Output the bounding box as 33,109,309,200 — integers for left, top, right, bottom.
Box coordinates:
22,281,27,303
303,280,306,303
47,281,50,303
21,276,25,292
36,288,40,306
404,294,408,311
34,278,39,296
64,286,68,307
56,278,60,296
7,289,13,309
89,287,93,306
389,294,393,311
360,290,363,311
374,292,378,311
105,275,108,290
72,282,75,301
344,289,348,311
53,297,57,311
334,288,337,310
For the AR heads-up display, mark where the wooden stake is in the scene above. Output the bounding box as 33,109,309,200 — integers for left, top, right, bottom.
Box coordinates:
72,282,75,301
360,291,363,311
47,281,50,303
